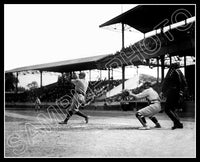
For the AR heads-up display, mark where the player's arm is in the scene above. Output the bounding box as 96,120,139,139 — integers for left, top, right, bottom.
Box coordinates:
128,91,137,98
71,73,79,85
71,79,78,85
129,90,148,100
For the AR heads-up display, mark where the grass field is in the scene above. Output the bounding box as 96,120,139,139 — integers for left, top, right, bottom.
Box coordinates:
4,109,196,158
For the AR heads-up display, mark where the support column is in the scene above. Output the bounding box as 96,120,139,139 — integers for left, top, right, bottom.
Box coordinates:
170,55,172,65
160,28,165,82
40,70,43,88
122,65,125,90
136,66,139,76
157,58,159,83
89,70,91,81
161,55,165,82
121,23,125,90
108,68,110,90
100,69,102,80
184,55,187,76
16,72,18,93
111,68,113,80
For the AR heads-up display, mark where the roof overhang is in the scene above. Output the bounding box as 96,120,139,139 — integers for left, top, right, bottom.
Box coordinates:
5,54,112,73
98,21,195,68
99,5,195,33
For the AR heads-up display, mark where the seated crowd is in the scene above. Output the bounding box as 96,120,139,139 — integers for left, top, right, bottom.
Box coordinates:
5,76,123,104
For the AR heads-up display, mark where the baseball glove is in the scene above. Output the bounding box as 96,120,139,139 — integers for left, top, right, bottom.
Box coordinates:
121,90,130,97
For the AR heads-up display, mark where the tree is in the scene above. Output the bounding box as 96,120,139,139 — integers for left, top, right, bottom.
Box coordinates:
27,81,39,90
5,73,19,92
18,86,26,92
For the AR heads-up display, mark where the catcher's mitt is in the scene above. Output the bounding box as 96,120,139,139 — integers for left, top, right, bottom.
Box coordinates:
121,90,130,98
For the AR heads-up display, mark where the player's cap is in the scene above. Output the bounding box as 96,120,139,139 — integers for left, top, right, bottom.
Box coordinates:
143,81,152,88
171,62,180,68
79,72,86,78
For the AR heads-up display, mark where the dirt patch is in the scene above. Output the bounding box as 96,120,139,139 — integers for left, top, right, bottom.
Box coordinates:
4,110,196,158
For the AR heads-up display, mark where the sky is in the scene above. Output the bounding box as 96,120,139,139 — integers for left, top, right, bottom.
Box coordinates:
4,4,176,88
5,4,143,70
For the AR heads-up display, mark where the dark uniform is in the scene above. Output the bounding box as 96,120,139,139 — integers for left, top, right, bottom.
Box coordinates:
161,62,188,130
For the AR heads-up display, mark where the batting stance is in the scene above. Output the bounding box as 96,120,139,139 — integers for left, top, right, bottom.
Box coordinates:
59,72,89,124
123,81,161,130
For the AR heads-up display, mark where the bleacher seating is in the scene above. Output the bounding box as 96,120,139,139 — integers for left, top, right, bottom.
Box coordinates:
5,78,123,103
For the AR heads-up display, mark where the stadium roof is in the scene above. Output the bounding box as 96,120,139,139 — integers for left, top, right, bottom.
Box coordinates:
5,5,195,74
5,54,112,73
99,5,195,33
98,21,195,68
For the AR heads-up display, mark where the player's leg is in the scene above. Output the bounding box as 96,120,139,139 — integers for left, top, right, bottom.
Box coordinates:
165,104,183,129
135,112,149,129
59,97,76,124
149,116,161,128
75,110,89,123
65,109,74,122
59,109,73,124
165,92,183,129
84,95,94,106
74,94,89,123
170,108,183,130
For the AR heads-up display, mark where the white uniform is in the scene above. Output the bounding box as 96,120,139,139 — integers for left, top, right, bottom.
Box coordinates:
134,87,161,117
35,97,41,111
69,78,88,112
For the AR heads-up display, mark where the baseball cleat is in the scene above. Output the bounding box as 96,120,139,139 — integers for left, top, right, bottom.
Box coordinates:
154,123,161,128
171,123,183,130
59,121,68,124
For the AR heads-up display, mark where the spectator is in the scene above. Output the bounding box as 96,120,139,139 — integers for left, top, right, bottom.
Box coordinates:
35,96,41,112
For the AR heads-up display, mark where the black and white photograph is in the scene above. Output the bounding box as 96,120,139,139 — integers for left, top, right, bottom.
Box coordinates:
4,4,196,158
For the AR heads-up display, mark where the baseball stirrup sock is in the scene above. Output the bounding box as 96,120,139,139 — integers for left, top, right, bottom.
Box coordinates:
75,111,87,118
136,112,147,126
149,116,158,124
64,110,73,122
166,109,181,124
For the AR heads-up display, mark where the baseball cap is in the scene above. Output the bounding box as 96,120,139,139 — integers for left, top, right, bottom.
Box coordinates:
79,72,86,78
143,81,152,87
171,62,180,68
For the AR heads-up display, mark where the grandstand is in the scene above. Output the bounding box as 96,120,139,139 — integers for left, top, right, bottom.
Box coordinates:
5,5,195,116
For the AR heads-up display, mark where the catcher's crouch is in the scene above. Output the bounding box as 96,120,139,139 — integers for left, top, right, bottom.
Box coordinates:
124,81,162,130
59,72,89,124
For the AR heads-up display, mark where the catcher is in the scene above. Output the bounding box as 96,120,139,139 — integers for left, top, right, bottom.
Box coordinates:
59,72,89,124
122,81,162,130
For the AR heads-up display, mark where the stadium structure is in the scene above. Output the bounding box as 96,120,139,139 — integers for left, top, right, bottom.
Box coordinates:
5,5,195,115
